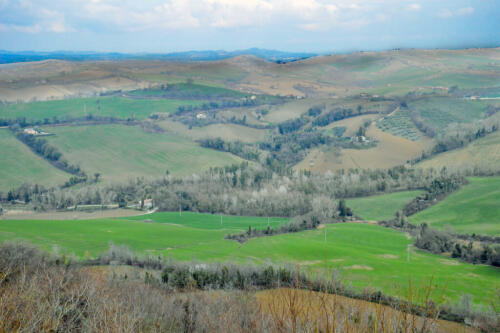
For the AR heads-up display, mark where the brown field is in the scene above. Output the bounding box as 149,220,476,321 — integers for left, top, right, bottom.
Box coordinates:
256,288,476,332
296,123,433,173
323,114,379,137
0,208,147,220
159,120,269,143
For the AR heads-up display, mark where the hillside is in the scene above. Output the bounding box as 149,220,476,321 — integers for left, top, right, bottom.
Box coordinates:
0,129,69,189
45,124,242,183
409,177,500,236
1,48,498,102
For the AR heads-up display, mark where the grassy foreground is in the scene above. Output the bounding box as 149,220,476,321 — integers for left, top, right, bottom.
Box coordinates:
409,177,500,236
0,212,498,307
0,129,68,190
346,190,424,221
45,124,242,182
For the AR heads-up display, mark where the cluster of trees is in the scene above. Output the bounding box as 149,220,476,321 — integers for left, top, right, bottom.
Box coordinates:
278,117,306,134
226,200,354,243
14,130,85,177
402,175,466,216
312,107,359,127
2,114,138,129
2,162,463,218
415,224,500,267
198,138,260,161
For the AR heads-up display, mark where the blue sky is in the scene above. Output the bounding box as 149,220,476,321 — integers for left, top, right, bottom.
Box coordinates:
0,0,498,53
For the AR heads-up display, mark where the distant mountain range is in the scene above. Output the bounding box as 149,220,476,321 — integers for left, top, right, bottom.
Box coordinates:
0,48,318,64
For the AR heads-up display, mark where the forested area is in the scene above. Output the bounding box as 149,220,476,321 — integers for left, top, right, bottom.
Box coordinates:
1,162,465,217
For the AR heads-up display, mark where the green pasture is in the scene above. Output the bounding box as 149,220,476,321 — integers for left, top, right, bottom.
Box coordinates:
45,124,242,182
0,129,68,190
123,211,289,230
0,215,498,308
409,177,500,236
0,96,204,122
346,190,424,221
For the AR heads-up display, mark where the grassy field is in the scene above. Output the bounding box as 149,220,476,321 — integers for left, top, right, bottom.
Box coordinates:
409,97,497,135
417,130,500,170
409,177,500,236
0,129,69,190
159,120,270,143
123,211,288,230
346,190,424,221
0,215,498,307
45,124,242,182
0,96,204,122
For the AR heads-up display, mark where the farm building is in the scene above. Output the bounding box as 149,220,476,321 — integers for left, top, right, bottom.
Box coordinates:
138,199,154,209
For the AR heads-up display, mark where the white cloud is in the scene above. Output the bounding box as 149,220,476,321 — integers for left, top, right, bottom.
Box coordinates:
408,3,421,11
438,6,474,18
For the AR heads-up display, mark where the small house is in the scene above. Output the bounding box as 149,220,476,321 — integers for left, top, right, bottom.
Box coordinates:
138,199,153,209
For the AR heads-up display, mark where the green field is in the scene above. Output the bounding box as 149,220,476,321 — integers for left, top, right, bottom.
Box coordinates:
0,129,69,190
409,177,500,236
0,214,498,307
123,212,289,230
346,190,424,221
0,96,204,122
45,124,242,182
409,97,496,135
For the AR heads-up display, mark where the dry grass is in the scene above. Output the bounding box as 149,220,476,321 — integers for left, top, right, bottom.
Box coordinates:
257,288,477,333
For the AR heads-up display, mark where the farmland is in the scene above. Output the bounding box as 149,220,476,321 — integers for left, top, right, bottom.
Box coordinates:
408,97,498,135
0,128,69,190
0,214,498,307
409,177,500,236
346,190,424,221
0,95,205,122
45,124,242,182
417,130,500,170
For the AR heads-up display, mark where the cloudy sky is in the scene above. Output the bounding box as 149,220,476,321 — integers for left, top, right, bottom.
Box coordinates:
0,0,498,53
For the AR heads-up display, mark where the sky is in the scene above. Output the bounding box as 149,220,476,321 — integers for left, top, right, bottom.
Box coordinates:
0,0,499,53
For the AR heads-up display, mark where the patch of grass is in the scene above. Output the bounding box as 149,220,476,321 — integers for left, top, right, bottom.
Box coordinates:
122,211,289,231
409,177,500,236
0,96,205,122
346,190,424,221
45,124,242,182
0,129,68,190
0,219,498,307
